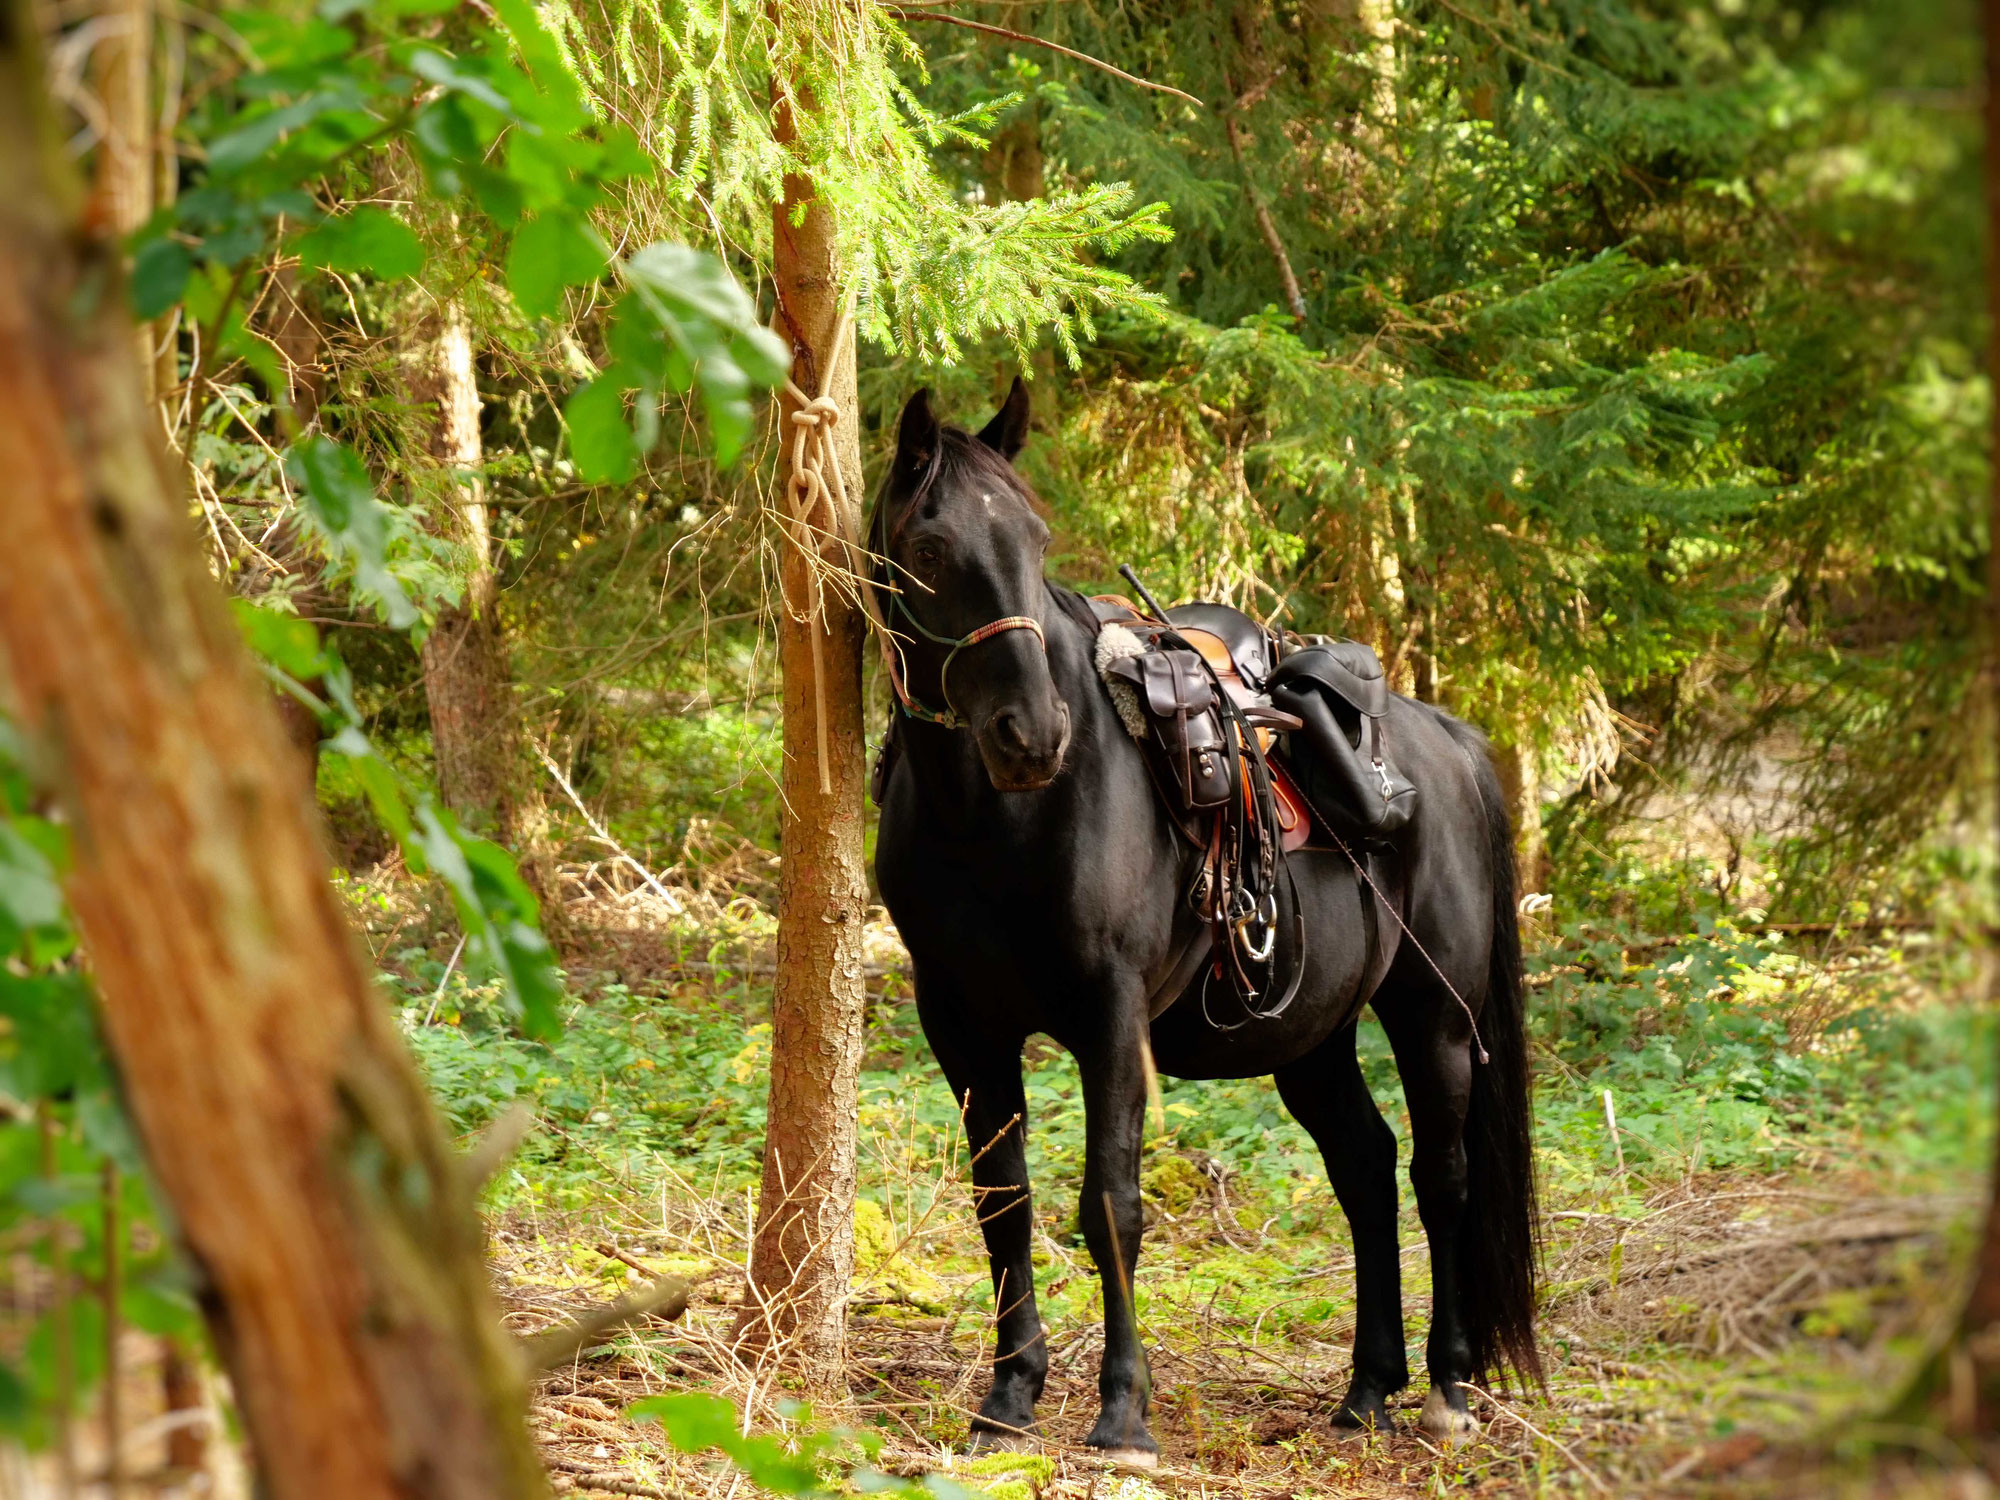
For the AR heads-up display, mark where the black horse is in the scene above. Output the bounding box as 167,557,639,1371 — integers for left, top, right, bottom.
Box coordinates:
870,382,1539,1464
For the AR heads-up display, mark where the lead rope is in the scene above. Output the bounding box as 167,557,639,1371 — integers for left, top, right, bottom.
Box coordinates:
1328,830,1490,1065
775,297,867,795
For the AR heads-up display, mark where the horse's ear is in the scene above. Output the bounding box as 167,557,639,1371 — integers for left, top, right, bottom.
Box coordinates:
894,388,940,487
975,376,1030,461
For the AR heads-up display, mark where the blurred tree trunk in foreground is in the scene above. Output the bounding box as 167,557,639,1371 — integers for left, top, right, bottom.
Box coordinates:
1898,0,2000,1458
0,15,549,1498
732,54,870,1388
1954,0,2000,1446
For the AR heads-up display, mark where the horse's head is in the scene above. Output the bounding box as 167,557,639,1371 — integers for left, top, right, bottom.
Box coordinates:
873,380,1070,791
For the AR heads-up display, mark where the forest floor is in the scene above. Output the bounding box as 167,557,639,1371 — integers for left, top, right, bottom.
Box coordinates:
363,861,1999,1499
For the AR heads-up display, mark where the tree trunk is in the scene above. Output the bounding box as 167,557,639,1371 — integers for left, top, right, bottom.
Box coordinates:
731,65,870,1390
0,21,549,1499
270,263,322,426
1492,738,1547,896
1224,3,1308,329
1944,0,2000,1443
407,300,530,844
983,109,1043,204
88,0,153,392
1892,0,2000,1452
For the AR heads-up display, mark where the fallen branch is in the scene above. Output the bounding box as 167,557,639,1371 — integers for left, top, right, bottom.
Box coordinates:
465,1100,536,1188
545,1453,668,1498
525,1277,692,1372
1460,1383,1611,1495
533,742,686,916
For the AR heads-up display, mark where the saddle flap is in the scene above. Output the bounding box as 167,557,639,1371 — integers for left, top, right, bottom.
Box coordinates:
1268,640,1390,718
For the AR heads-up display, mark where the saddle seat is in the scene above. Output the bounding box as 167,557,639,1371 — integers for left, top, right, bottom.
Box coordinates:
1090,596,1273,709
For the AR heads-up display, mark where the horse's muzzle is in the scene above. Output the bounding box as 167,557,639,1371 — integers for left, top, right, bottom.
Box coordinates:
979,699,1070,791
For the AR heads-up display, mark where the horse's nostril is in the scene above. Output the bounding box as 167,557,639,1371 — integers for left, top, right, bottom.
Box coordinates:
994,712,1028,752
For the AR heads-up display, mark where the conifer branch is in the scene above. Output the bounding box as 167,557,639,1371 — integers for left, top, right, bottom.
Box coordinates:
1221,68,1307,329
883,8,1204,107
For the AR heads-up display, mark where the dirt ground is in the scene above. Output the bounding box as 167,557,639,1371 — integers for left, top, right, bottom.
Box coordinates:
504,1167,1992,1499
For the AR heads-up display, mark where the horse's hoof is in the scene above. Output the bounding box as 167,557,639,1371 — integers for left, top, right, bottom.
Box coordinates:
1092,1446,1159,1470
1418,1388,1480,1448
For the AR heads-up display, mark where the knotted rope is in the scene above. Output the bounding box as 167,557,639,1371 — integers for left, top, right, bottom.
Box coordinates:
774,300,903,794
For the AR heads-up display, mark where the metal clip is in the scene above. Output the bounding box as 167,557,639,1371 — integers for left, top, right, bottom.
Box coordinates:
1373,756,1393,801
1236,911,1276,963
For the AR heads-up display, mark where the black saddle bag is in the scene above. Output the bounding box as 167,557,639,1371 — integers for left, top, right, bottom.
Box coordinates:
1268,641,1416,836
1104,648,1233,811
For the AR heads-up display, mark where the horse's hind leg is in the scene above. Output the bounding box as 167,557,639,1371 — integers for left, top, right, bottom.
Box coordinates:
1378,990,1479,1447
1275,1023,1408,1433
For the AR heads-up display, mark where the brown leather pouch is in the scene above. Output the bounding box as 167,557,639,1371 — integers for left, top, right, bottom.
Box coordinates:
1105,649,1233,810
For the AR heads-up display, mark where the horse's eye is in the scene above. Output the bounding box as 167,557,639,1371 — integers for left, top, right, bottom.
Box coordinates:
912,543,940,569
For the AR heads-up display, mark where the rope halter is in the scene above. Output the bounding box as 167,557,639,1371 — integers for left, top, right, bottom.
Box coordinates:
885,588,1047,731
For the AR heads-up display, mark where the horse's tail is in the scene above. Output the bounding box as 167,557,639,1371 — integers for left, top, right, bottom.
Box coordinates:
1446,718,1543,1390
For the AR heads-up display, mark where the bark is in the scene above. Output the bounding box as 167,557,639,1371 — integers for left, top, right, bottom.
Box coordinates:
269,262,321,426
1492,739,1547,895
1891,0,2000,1450
87,0,152,391
0,18,549,1498
406,300,530,845
983,109,1044,204
160,1339,207,1474
731,65,870,1389
1948,0,2000,1440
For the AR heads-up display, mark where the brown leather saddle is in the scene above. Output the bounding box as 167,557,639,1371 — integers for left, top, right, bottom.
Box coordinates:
1089,592,1417,1021
1091,596,1416,845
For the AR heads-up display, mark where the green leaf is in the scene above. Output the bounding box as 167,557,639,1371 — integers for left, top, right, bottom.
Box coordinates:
564,377,638,485
0,823,65,935
129,238,191,320
295,207,426,281
488,0,588,133
629,1393,741,1454
286,438,419,629
407,50,520,120
207,89,357,177
410,805,561,1039
326,725,412,844
231,600,328,681
506,212,606,320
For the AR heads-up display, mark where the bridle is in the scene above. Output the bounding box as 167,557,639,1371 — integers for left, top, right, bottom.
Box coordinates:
865,445,1053,732
881,587,1047,731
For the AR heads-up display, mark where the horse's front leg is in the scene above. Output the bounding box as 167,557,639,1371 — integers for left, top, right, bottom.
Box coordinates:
925,1017,1047,1450
1075,1002,1158,1465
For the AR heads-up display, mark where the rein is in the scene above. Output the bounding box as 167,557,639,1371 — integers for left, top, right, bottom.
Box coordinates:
885,588,1047,730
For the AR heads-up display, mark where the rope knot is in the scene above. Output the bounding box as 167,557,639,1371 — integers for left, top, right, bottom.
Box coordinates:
789,395,840,430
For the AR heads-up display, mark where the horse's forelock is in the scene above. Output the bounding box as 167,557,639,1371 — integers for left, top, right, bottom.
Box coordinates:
883,426,1034,546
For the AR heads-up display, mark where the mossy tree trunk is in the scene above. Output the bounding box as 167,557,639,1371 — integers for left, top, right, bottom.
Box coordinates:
0,17,549,1497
